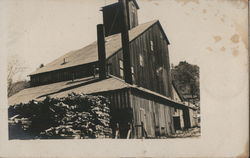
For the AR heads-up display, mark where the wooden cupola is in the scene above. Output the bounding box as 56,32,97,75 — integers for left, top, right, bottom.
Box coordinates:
102,0,139,37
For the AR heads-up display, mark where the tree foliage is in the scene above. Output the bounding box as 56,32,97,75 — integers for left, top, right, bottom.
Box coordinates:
171,61,200,101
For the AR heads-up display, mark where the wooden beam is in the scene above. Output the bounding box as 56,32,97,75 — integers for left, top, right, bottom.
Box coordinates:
119,0,133,84
97,24,107,79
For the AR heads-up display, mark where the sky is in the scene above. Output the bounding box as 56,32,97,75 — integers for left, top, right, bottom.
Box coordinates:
1,0,248,81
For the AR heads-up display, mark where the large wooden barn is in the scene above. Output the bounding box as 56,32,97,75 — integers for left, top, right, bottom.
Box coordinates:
8,0,198,138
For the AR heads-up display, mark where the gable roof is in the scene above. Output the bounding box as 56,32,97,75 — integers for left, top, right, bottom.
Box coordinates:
30,20,169,76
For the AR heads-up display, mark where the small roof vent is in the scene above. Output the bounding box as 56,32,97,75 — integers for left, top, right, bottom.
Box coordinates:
61,58,67,65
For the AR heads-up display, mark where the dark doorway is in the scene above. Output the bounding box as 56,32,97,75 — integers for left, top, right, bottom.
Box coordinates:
173,116,181,130
110,108,133,138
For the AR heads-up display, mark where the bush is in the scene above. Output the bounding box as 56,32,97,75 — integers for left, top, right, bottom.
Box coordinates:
8,92,112,139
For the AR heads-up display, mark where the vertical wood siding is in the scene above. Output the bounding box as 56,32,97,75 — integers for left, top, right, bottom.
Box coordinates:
98,89,131,110
102,1,139,37
30,62,97,86
107,23,172,98
188,108,198,127
93,88,196,138
130,89,175,138
94,89,133,138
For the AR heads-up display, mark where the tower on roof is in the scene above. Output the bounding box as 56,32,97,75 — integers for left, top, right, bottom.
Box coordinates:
102,0,139,37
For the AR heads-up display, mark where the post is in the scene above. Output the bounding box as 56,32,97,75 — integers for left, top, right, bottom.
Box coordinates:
126,122,132,139
97,24,107,80
93,65,96,78
115,123,120,139
125,0,131,29
141,121,144,139
119,0,133,84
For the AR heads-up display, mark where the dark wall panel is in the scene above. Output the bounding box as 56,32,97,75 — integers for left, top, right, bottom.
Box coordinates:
30,62,97,86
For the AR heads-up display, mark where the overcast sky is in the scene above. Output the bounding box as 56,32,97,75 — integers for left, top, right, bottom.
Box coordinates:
1,0,248,81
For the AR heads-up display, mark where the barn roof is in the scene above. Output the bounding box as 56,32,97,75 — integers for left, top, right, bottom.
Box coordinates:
30,20,169,76
8,76,130,106
8,75,196,110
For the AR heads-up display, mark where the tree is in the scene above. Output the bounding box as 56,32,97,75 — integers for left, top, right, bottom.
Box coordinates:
171,61,200,102
7,56,27,97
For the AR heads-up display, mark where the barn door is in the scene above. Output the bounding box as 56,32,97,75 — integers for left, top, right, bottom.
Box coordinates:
173,116,181,130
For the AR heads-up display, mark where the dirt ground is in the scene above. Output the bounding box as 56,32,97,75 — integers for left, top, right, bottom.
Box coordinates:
169,127,201,138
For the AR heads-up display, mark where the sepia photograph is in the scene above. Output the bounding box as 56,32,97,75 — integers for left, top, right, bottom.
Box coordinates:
7,0,200,140
0,0,248,157
8,0,200,139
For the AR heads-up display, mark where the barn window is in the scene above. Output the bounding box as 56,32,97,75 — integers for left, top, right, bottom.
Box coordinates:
150,41,154,51
160,34,163,39
139,54,144,67
131,66,135,81
156,66,163,76
107,63,112,75
131,4,135,13
119,59,124,78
